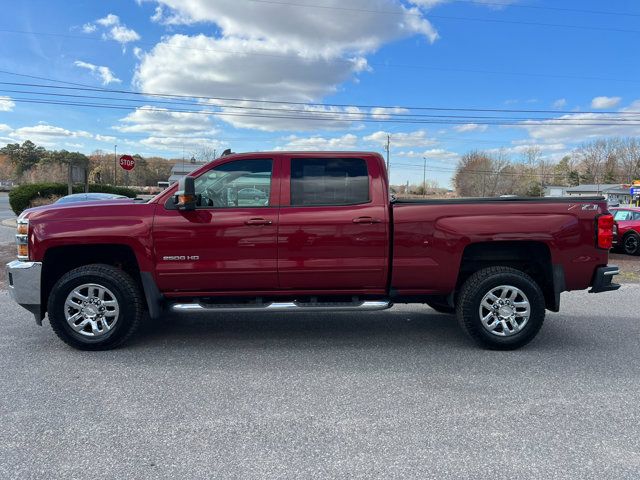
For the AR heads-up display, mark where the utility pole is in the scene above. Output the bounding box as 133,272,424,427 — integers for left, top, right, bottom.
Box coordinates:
422,156,427,198
385,134,390,176
113,144,117,185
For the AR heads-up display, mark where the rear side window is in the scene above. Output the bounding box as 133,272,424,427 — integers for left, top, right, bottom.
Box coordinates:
290,158,369,206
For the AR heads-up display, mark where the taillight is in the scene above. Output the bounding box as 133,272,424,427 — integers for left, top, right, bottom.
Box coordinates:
596,214,614,250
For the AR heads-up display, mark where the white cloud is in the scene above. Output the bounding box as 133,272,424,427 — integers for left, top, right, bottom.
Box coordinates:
364,130,437,148
1,123,121,148
552,98,567,109
109,25,141,44
82,23,96,33
94,134,117,143
518,100,640,143
370,107,410,120
134,35,371,130
397,148,459,160
487,143,566,156
96,14,120,27
134,1,440,130
410,0,517,9
277,134,359,151
453,123,488,133
8,124,93,146
90,13,140,47
145,0,439,51
139,136,225,154
116,106,217,136
74,61,121,85
133,47,143,59
0,96,15,112
591,96,622,109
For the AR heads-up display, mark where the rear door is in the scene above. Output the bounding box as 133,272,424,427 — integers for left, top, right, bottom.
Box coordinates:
277,155,388,292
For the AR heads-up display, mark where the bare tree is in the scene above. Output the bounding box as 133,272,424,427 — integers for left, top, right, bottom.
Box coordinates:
619,137,640,183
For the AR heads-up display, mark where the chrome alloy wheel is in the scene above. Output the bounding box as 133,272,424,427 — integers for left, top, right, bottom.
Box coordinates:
478,285,530,337
64,283,120,337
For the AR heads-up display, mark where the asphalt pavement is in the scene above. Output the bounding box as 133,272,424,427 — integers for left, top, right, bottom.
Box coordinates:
0,284,639,479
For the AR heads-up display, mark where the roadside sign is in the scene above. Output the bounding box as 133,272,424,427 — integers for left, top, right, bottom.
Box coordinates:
632,186,640,196
119,154,135,171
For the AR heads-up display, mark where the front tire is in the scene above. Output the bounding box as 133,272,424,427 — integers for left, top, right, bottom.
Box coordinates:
47,264,143,350
456,267,545,350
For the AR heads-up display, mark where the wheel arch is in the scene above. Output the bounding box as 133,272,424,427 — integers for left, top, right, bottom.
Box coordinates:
41,244,161,319
456,241,560,312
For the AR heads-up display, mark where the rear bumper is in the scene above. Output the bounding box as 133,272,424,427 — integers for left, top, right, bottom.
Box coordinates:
589,265,621,293
6,260,42,319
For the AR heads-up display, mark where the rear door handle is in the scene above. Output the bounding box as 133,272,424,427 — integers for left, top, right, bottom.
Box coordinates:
352,216,382,224
245,218,273,226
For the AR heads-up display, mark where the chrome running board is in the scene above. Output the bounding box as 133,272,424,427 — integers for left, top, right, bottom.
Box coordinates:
170,300,391,313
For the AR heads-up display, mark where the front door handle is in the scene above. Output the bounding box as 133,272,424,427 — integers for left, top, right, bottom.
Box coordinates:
245,218,273,226
352,216,382,224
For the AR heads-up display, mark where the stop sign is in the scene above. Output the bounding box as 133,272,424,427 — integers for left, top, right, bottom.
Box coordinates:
119,154,135,171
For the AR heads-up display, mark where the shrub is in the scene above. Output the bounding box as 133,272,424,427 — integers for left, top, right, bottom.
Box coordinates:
29,195,63,208
9,183,138,215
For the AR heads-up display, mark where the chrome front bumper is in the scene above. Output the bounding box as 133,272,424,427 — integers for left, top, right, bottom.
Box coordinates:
6,260,42,321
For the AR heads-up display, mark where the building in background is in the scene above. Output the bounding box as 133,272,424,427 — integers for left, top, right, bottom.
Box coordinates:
565,184,633,205
168,158,208,184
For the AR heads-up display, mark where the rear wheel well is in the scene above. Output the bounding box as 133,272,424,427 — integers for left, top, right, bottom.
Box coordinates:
41,244,143,316
457,241,556,311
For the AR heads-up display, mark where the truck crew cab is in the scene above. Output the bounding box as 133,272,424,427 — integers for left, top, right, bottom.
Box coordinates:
7,151,619,350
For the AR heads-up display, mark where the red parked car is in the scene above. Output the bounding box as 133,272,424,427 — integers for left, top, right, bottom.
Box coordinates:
6,151,619,351
611,206,640,255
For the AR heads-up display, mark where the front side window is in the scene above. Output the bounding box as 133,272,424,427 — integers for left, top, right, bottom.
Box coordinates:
290,158,369,206
194,159,272,208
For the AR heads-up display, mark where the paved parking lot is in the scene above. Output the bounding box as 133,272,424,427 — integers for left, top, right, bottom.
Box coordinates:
1,281,639,479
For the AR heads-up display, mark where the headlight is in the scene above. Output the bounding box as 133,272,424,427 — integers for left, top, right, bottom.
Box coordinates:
16,217,29,260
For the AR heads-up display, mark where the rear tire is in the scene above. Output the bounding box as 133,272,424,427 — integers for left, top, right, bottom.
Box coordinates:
623,232,640,256
456,266,545,350
47,264,143,350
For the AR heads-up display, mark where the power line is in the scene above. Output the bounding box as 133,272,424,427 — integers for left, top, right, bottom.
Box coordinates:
1,74,639,117
2,87,639,123
7,97,640,127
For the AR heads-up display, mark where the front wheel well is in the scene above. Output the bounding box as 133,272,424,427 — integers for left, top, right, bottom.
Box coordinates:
41,244,143,316
456,241,557,311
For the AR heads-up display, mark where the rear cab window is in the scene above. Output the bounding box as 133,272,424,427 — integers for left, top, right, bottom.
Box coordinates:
290,158,370,206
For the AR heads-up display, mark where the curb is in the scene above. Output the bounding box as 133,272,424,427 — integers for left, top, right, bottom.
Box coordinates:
1,218,16,228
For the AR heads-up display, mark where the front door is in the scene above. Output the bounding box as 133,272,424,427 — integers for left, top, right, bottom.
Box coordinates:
153,157,280,293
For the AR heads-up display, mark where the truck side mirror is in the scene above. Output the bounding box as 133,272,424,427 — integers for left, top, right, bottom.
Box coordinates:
174,176,196,211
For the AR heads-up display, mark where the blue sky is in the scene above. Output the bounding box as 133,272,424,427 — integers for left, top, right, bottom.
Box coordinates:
0,0,638,187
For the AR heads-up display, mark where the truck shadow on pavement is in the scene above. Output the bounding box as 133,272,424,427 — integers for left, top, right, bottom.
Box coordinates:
133,310,469,350
128,309,597,352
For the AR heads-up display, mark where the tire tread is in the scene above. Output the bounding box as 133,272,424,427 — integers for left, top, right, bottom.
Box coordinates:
47,264,143,350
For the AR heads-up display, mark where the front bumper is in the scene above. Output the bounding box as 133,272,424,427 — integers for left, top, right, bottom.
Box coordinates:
6,260,42,320
589,265,621,293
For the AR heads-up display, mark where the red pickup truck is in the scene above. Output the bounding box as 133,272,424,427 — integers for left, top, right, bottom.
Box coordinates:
6,151,619,350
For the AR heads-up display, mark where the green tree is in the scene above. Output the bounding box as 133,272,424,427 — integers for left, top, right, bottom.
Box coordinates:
0,140,47,174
